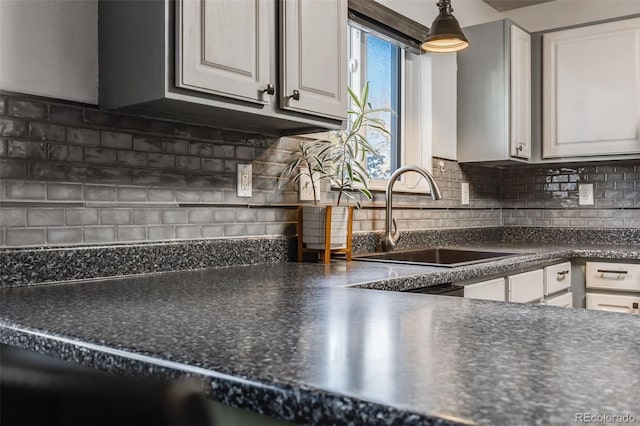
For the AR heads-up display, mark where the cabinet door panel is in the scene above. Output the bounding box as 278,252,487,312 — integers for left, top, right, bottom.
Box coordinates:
543,18,640,158
586,261,640,292
545,291,573,308
177,0,272,104
281,0,347,120
586,293,640,314
464,278,506,301
507,269,543,303
510,24,531,159
543,261,571,295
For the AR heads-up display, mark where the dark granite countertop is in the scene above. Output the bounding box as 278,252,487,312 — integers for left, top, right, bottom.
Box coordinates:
2,244,640,425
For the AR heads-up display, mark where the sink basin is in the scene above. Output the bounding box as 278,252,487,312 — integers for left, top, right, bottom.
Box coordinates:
353,248,517,268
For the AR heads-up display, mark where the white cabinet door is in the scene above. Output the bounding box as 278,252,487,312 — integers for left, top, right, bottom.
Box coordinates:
280,0,348,120
464,278,506,301
177,0,273,104
510,24,531,159
586,293,640,314
543,18,640,158
545,291,573,308
507,269,544,303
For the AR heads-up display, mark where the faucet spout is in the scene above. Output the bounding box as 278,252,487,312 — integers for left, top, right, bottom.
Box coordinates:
383,165,442,252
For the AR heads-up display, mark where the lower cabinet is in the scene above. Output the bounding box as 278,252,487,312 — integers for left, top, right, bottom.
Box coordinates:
462,261,572,307
586,261,640,314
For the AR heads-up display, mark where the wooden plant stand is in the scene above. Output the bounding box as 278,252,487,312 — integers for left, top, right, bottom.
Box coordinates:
297,205,354,264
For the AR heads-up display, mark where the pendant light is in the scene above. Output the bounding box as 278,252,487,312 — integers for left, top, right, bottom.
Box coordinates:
422,0,469,53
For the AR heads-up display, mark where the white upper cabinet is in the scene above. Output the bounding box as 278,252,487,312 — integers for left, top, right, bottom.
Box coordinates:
457,20,531,163
543,17,640,158
280,0,348,120
510,24,532,159
177,0,272,104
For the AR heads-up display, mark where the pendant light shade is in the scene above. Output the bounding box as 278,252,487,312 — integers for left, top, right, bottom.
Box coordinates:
422,0,469,53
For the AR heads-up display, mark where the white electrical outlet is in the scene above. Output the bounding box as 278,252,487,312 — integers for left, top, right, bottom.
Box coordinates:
461,182,470,205
579,183,594,205
299,174,320,202
237,164,252,197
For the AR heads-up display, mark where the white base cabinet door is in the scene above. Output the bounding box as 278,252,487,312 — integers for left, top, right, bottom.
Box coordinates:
464,278,506,301
545,291,573,308
543,17,640,158
586,293,640,314
507,269,544,303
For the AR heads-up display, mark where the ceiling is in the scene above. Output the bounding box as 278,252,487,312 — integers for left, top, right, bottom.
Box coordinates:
482,0,556,12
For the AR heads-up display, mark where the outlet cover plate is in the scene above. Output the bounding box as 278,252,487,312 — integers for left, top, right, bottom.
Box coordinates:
237,164,252,198
579,183,593,205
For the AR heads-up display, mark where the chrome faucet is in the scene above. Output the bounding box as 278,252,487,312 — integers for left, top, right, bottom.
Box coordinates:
383,165,442,252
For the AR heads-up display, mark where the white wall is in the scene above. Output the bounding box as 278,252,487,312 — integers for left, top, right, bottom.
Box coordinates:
0,0,98,104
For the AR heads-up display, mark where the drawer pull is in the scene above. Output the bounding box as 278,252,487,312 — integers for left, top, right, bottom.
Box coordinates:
597,269,628,275
556,270,569,280
633,303,639,309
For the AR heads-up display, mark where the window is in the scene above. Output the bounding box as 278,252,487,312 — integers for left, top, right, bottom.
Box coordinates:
347,22,432,193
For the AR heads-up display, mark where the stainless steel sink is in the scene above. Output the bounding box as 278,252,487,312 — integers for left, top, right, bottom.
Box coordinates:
353,248,518,268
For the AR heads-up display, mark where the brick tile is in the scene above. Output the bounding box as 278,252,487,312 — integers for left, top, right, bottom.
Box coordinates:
100,208,132,225
84,147,117,164
148,225,175,240
201,190,223,202
28,208,65,226
66,209,100,225
235,209,256,222
102,131,132,149
201,158,224,172
190,142,213,157
0,208,27,227
117,150,147,167
245,223,266,236
213,145,235,158
160,172,186,186
84,185,116,201
116,115,148,132
47,227,83,245
117,186,147,202
1,118,27,137
116,226,146,241
162,209,188,224
7,140,47,160
47,183,83,200
132,169,162,186
176,190,200,202
0,159,27,179
133,209,162,225
83,109,117,127
28,162,65,180
6,228,46,246
163,139,188,154
67,166,101,183
8,99,46,119
213,209,235,222
148,188,174,202
172,225,198,239
148,153,175,168
188,208,212,224
98,167,132,185
177,156,200,170
84,226,116,243
67,128,100,146
236,146,255,160
0,139,6,157
29,122,65,141
222,130,245,143
201,127,222,142
48,144,83,162
174,123,201,139
201,225,223,238
133,137,162,152
224,224,247,236
48,105,84,125
0,95,5,115
7,182,46,199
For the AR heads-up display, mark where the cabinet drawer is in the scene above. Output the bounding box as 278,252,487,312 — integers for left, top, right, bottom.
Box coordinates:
545,291,573,308
586,293,640,314
507,269,544,303
585,262,640,292
543,261,571,295
464,278,506,301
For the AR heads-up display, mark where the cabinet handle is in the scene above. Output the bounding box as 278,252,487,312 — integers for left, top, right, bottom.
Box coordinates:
557,270,569,280
597,269,628,275
515,145,523,153
288,90,300,101
262,84,275,95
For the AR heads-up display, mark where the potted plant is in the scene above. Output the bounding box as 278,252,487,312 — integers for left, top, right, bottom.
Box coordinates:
278,82,390,261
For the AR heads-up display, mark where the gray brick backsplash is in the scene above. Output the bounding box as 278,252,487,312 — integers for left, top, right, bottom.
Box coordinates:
0,208,27,227
148,188,175,202
163,139,189,155
7,228,46,246
201,225,224,238
8,181,46,199
100,209,132,225
148,225,175,240
133,137,162,152
84,185,116,202
28,208,65,226
117,186,147,202
201,190,223,202
177,156,200,170
162,209,188,224
190,142,213,157
84,226,116,243
176,225,200,239
49,105,84,125
47,227,83,245
133,209,162,225
0,159,27,179
85,147,117,164
7,140,47,160
8,99,46,119
117,226,146,241
176,189,200,202
201,158,224,172
29,162,65,180
188,208,212,224
67,128,100,146
47,183,83,200
48,144,83,162
66,209,99,226
1,118,27,138
148,153,175,168
102,131,132,149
